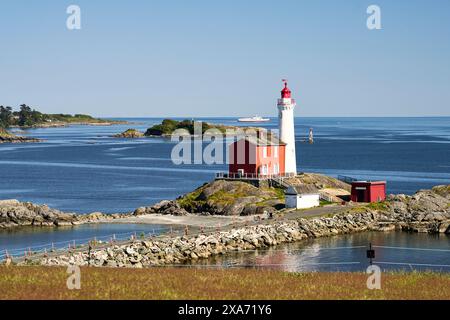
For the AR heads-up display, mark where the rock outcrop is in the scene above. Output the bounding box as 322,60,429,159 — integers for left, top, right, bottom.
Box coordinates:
0,200,78,228
175,180,283,216
133,200,189,216
0,200,127,228
112,128,144,138
385,186,450,232
0,129,41,144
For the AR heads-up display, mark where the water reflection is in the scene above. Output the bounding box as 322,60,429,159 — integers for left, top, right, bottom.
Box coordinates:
183,232,450,272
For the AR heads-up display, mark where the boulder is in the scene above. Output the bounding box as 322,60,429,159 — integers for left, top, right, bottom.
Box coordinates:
112,129,144,138
133,207,147,216
0,200,106,229
438,221,450,233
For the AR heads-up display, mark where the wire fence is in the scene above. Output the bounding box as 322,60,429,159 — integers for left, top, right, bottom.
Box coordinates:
372,245,450,253
0,223,238,261
0,226,176,260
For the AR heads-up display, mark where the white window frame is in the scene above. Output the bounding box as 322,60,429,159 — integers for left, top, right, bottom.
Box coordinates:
273,146,278,158
262,146,267,158
261,164,268,175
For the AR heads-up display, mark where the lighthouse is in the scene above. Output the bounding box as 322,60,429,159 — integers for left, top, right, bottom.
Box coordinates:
277,80,297,175
226,80,297,179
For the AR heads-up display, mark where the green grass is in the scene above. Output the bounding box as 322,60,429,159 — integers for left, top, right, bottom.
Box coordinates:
348,206,370,214
272,187,285,200
432,185,450,197
177,188,205,211
178,183,284,209
0,267,448,300
366,202,389,211
320,200,333,206
347,202,390,214
0,128,16,137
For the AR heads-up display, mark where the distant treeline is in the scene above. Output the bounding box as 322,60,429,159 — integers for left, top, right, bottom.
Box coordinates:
0,104,100,128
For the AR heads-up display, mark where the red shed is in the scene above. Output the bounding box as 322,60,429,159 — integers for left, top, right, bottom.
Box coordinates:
351,181,386,203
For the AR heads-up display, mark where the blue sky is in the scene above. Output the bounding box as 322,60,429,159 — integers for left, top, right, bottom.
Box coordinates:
0,0,449,117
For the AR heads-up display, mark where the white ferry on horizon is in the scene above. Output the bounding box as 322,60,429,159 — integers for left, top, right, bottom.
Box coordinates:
237,116,270,123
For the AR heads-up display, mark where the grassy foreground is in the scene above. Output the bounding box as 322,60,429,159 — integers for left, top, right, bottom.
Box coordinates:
0,267,449,300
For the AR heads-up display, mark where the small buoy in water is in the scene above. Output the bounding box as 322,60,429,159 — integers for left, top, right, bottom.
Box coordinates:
308,128,314,144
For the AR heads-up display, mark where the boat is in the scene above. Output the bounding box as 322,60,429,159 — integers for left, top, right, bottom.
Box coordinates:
238,116,270,123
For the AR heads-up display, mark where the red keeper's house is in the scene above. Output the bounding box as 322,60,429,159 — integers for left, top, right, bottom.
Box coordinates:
229,135,286,177
351,181,386,203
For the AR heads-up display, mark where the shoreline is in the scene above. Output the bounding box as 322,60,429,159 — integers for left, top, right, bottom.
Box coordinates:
1,181,449,230
30,215,449,268
9,120,128,129
1,120,129,144
1,180,448,268
23,192,450,267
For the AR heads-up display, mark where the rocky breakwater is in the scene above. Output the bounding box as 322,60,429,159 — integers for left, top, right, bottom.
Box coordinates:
35,210,380,268
0,200,129,228
33,185,450,268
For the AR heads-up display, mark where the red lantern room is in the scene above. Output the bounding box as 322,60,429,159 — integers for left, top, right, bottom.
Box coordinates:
281,80,291,98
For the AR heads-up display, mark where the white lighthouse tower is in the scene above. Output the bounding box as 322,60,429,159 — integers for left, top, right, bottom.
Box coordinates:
277,80,297,175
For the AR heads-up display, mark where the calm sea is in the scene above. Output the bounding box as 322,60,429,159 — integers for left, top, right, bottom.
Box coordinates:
1,117,449,271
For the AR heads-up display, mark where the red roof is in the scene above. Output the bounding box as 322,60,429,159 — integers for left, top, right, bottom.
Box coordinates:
351,181,386,186
233,135,286,147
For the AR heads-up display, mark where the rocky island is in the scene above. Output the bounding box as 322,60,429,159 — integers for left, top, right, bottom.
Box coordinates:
112,128,145,138
112,118,262,139
144,119,234,137
0,199,131,229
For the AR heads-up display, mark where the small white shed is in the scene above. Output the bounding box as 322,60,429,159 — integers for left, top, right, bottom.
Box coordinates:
285,185,320,209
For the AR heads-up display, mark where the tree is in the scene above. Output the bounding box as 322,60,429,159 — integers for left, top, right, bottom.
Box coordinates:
18,104,33,127
0,106,13,128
